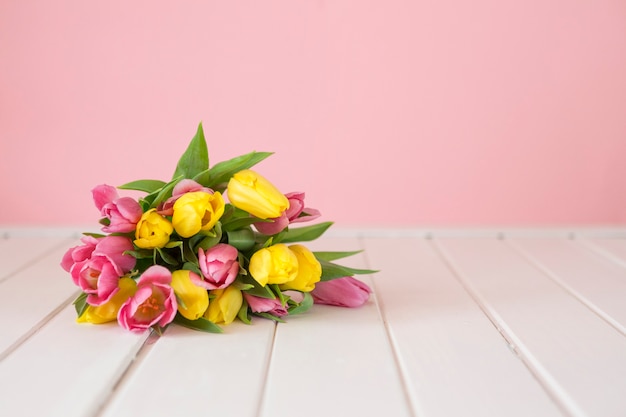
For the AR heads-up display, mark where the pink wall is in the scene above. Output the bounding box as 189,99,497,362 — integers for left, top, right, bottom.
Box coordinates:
2,1,626,227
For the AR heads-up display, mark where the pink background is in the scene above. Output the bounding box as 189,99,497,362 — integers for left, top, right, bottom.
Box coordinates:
2,1,626,227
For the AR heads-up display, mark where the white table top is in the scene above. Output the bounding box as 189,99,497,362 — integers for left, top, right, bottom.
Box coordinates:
1,227,626,417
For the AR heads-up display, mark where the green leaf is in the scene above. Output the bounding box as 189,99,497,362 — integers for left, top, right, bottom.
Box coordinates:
313,250,363,262
270,284,287,305
156,247,179,265
319,260,378,281
82,232,106,239
192,168,211,186
226,228,256,251
237,299,251,324
150,176,182,208
205,151,273,190
239,273,275,299
123,249,154,259
173,314,223,333
182,262,202,276
288,292,313,315
118,179,167,193
254,312,286,323
183,239,199,264
277,222,333,244
172,122,209,180
222,216,264,232
73,292,89,317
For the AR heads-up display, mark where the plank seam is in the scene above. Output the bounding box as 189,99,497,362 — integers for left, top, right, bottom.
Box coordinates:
0,237,77,284
575,238,626,271
431,239,580,417
505,239,626,337
0,291,79,363
360,237,419,417
255,322,278,417
91,331,159,417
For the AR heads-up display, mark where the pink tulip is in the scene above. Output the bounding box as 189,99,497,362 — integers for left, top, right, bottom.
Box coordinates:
254,192,321,235
243,293,288,317
92,184,142,233
118,265,177,332
196,244,240,289
76,256,123,306
61,235,99,273
157,179,214,216
69,236,137,305
311,277,371,308
284,192,321,224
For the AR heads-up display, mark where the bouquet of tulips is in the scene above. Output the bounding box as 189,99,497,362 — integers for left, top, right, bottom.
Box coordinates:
61,124,375,334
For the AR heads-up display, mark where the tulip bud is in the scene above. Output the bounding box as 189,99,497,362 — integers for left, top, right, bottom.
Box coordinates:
311,277,371,308
134,209,174,249
172,191,225,238
249,243,299,287
279,245,321,292
171,270,209,320
227,170,289,219
205,286,243,325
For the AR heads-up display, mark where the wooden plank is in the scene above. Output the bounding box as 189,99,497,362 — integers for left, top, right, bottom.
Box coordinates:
99,320,277,417
363,237,564,417
0,305,148,417
436,238,626,417
0,236,72,282
259,237,411,417
509,238,626,334
0,240,80,357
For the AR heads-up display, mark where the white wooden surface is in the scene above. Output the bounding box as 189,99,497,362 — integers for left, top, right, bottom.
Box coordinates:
1,228,626,417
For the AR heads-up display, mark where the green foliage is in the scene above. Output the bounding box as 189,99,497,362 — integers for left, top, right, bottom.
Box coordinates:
288,292,313,315
275,221,333,243
172,122,209,180
205,151,273,191
319,260,378,281
173,314,223,333
73,292,89,317
118,179,166,193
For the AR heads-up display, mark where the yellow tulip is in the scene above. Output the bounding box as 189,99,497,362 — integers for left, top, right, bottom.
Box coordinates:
134,209,173,249
249,243,299,287
172,191,225,238
77,277,137,324
226,170,289,219
171,270,209,320
279,245,321,292
205,286,243,325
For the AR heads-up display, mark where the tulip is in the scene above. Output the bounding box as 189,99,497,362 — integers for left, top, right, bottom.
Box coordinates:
248,243,299,287
61,235,99,273
172,191,225,238
279,245,321,292
77,277,137,324
92,235,137,273
311,277,371,308
171,270,209,320
205,286,243,325
254,192,321,235
283,192,321,224
70,236,136,305
243,293,288,317
197,243,240,289
134,209,174,249
92,184,143,233
118,265,177,332
227,170,289,219
158,179,214,216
